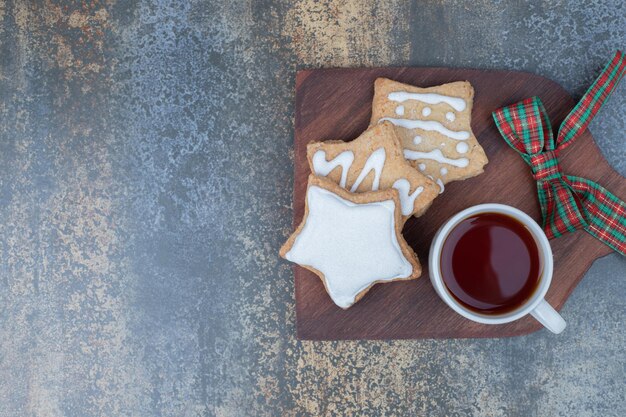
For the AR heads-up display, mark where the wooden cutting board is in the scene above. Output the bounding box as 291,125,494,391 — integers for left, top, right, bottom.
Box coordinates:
292,67,625,340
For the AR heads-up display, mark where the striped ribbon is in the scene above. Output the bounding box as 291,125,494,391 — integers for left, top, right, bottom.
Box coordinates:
492,50,626,255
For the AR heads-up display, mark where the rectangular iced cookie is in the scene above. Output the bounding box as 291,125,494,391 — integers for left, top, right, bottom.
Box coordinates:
370,78,488,193
307,121,439,219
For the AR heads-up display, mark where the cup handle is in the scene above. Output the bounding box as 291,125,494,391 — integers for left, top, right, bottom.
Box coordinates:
530,299,566,334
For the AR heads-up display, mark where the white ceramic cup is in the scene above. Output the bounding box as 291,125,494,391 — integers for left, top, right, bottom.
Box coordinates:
429,203,566,334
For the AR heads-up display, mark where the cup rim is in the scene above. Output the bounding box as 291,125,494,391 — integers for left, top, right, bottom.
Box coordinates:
429,203,554,325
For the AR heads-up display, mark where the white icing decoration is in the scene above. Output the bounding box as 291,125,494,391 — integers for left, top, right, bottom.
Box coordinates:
436,179,445,194
380,117,470,141
350,148,386,192
312,150,355,188
456,142,469,154
422,107,432,117
446,112,456,122
427,175,445,194
418,163,426,171
313,147,419,215
395,105,405,116
388,91,467,112
285,185,413,308
392,179,424,216
413,135,422,145
403,148,469,168
440,167,448,175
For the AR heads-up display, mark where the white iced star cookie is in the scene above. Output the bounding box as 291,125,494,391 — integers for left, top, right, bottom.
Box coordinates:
279,176,421,309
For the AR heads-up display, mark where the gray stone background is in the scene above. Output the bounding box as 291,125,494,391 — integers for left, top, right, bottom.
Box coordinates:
0,0,624,416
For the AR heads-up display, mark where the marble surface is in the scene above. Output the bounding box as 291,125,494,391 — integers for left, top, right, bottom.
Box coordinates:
0,0,624,416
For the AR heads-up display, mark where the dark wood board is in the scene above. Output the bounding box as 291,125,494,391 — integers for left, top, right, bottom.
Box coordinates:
292,67,625,340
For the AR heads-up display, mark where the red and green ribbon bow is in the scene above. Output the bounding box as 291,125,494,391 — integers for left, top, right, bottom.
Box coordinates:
492,50,626,255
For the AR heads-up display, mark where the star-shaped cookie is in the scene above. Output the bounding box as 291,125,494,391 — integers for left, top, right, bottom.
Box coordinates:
307,121,439,219
279,175,421,309
370,78,488,193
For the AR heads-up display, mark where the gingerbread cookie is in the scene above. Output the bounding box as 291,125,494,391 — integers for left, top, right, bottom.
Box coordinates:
279,175,421,309
307,121,439,218
370,78,488,193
